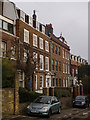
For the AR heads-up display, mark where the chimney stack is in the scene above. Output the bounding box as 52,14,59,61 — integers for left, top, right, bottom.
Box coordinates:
45,23,53,36
33,10,36,28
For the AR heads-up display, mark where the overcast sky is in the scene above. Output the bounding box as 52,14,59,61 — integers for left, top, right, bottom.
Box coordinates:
10,0,88,60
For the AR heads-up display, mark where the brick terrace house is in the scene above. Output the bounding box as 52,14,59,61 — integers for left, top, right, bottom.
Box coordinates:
16,6,72,92
16,9,52,93
50,34,70,88
0,1,19,65
70,54,87,86
45,25,70,87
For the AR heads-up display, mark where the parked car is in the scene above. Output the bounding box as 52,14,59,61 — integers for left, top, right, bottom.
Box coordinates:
73,96,89,108
27,96,61,117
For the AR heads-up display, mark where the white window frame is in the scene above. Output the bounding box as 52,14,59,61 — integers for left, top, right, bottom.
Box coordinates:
68,53,70,60
45,56,49,71
72,56,74,61
42,25,45,34
40,75,43,89
24,49,28,62
19,71,24,88
66,79,68,87
29,16,33,27
33,52,38,69
63,79,65,87
39,37,43,49
63,63,65,73
68,65,70,74
45,41,49,52
66,64,67,73
76,69,78,74
33,34,37,47
3,21,8,30
65,51,67,59
63,49,64,58
36,21,40,31
1,42,6,57
24,29,29,44
20,10,25,22
72,69,74,77
0,19,2,29
11,46,16,59
40,55,43,70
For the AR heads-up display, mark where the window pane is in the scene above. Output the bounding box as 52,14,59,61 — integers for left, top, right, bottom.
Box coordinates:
3,21,8,30
39,37,43,49
52,59,54,71
45,57,49,71
8,23,13,34
11,46,15,59
24,49,28,62
59,61,61,72
33,34,37,47
40,55,43,70
40,76,43,89
0,19,2,29
45,41,49,52
52,43,54,53
24,29,29,43
1,42,6,57
55,60,58,71
59,79,61,86
55,45,57,54
58,47,60,55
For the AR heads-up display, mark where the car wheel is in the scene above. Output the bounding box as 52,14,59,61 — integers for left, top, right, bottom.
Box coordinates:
57,107,61,114
83,104,87,109
47,109,51,118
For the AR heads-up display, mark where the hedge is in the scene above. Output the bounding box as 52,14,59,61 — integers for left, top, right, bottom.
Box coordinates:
54,89,71,99
19,87,42,103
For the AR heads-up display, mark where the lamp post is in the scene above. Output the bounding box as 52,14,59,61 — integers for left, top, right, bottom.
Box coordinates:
79,80,83,95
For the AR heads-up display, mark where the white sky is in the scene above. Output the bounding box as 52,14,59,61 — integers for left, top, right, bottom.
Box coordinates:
10,0,88,60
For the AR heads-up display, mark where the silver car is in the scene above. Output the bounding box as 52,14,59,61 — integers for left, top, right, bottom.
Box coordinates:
27,96,61,117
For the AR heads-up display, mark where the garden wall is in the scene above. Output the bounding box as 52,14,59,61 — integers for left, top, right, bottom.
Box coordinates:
2,88,15,115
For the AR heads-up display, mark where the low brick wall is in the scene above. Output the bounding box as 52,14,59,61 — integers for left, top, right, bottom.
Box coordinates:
60,97,72,109
2,88,14,115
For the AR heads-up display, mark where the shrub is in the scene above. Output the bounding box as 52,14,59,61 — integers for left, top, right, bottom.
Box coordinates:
19,87,42,103
2,58,16,88
54,89,71,99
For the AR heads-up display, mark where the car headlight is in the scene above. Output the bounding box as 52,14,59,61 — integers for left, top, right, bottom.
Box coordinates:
27,105,30,109
42,107,48,111
82,102,85,105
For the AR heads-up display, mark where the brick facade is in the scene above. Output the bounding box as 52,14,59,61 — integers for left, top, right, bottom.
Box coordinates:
50,34,70,88
70,54,87,86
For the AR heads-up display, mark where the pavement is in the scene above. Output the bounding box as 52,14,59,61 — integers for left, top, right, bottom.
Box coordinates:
1,107,90,120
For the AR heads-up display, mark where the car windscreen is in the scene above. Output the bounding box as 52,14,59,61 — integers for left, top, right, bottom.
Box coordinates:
75,96,85,101
34,97,51,104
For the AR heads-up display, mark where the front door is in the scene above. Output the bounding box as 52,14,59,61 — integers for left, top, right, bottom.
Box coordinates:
46,77,51,88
